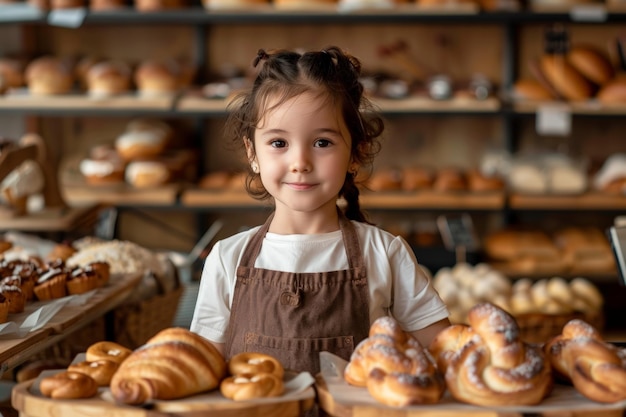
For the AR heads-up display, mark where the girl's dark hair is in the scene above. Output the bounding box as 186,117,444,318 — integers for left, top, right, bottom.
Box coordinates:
224,46,384,223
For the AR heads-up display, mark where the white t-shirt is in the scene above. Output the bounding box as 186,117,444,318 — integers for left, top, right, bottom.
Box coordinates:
190,220,449,344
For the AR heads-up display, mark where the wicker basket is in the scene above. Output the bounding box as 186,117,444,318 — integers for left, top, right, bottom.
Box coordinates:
112,283,184,350
516,311,604,344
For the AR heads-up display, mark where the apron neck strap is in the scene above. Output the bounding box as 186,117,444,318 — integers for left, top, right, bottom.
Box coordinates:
238,208,364,271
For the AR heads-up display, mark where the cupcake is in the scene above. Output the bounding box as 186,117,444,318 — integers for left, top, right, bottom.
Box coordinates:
1,284,26,314
87,262,110,287
0,294,8,324
1,275,34,302
66,268,99,295
33,269,68,301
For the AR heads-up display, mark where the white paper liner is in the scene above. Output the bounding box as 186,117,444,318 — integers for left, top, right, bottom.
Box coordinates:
319,351,626,412
0,290,96,339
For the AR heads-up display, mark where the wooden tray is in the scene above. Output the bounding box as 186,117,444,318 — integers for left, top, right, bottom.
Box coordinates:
12,371,316,417
316,352,626,417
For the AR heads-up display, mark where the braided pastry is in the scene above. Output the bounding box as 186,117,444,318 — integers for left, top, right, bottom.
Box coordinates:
429,302,552,406
110,328,227,405
545,319,626,403
220,352,285,401
344,316,445,407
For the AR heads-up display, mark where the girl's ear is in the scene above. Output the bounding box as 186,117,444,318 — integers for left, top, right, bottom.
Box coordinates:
243,136,255,163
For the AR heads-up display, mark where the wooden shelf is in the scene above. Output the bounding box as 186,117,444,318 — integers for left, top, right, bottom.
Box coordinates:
63,184,180,207
0,204,101,232
360,190,506,210
181,188,265,208
512,100,626,116
509,192,626,210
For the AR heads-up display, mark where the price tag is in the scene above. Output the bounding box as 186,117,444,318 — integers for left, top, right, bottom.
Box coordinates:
47,8,87,28
536,104,572,136
436,214,479,252
0,4,45,21
570,4,607,22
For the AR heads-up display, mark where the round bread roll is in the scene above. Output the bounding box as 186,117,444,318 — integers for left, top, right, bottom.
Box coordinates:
512,78,556,101
125,160,171,188
134,59,181,97
86,60,132,97
567,45,614,86
24,56,74,96
569,277,603,311
68,359,119,386
597,78,626,104
0,58,24,92
86,341,132,364
202,0,268,8
540,54,593,101
115,129,168,161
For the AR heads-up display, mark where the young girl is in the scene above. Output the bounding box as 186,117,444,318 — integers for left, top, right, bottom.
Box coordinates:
190,46,450,374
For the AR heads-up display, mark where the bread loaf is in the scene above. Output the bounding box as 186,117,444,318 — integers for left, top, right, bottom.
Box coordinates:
110,328,227,404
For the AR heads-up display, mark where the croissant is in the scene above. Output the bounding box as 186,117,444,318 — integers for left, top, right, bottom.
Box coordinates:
110,327,227,405
544,319,626,403
429,302,553,406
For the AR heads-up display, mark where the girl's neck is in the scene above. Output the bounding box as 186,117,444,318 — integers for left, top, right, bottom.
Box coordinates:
269,205,340,235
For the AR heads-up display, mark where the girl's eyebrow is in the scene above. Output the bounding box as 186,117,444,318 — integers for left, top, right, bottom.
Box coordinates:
260,128,341,136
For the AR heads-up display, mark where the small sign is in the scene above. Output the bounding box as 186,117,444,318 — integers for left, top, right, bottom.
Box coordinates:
437,214,479,252
570,4,607,22
47,8,87,28
536,103,572,136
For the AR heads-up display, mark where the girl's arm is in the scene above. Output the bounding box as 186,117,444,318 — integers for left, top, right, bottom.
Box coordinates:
409,318,451,348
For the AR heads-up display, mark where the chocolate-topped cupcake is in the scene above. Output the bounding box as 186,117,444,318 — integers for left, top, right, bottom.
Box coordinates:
33,268,68,301
66,267,99,295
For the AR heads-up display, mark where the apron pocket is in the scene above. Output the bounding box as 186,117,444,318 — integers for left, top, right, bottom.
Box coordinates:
243,331,355,374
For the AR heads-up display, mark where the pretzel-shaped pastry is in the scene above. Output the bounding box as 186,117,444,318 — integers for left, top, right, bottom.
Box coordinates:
228,352,284,379
545,319,626,403
344,316,445,407
429,302,552,406
220,372,284,401
39,371,99,399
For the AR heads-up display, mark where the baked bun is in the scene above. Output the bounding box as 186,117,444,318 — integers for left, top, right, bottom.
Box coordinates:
512,78,556,101
25,56,74,96
597,77,626,104
220,352,285,401
544,319,626,403
433,168,466,192
429,302,553,406
114,123,170,161
125,160,171,188
68,359,119,386
50,0,85,8
401,167,434,191
540,54,593,101
202,0,268,9
86,60,132,97
273,0,336,9
567,45,614,86
134,59,182,97
135,0,185,10
89,0,127,9
79,145,126,185
0,57,25,93
467,168,505,192
344,316,445,407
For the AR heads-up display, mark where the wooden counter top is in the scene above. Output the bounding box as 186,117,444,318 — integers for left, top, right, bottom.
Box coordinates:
0,272,142,374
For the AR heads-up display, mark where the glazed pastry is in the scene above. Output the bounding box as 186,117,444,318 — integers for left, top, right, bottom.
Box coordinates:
86,341,132,364
39,371,98,399
344,316,445,407
429,302,553,406
220,372,284,401
68,359,119,386
544,319,626,403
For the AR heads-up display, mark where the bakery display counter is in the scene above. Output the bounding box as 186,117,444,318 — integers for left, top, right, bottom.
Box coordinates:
315,352,626,417
0,272,141,374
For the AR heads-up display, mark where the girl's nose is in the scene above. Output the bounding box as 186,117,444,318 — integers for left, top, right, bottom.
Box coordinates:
290,147,312,173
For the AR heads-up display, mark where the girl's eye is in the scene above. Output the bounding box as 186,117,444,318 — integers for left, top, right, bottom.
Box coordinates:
270,140,286,148
314,139,332,148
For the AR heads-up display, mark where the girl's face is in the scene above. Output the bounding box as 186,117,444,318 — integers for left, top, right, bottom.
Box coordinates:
251,91,353,222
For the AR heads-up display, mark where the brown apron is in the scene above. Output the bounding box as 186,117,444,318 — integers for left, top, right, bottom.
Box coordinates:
224,211,370,375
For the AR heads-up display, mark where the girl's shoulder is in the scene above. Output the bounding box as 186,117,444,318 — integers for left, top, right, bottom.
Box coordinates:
351,220,405,246
213,225,262,255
